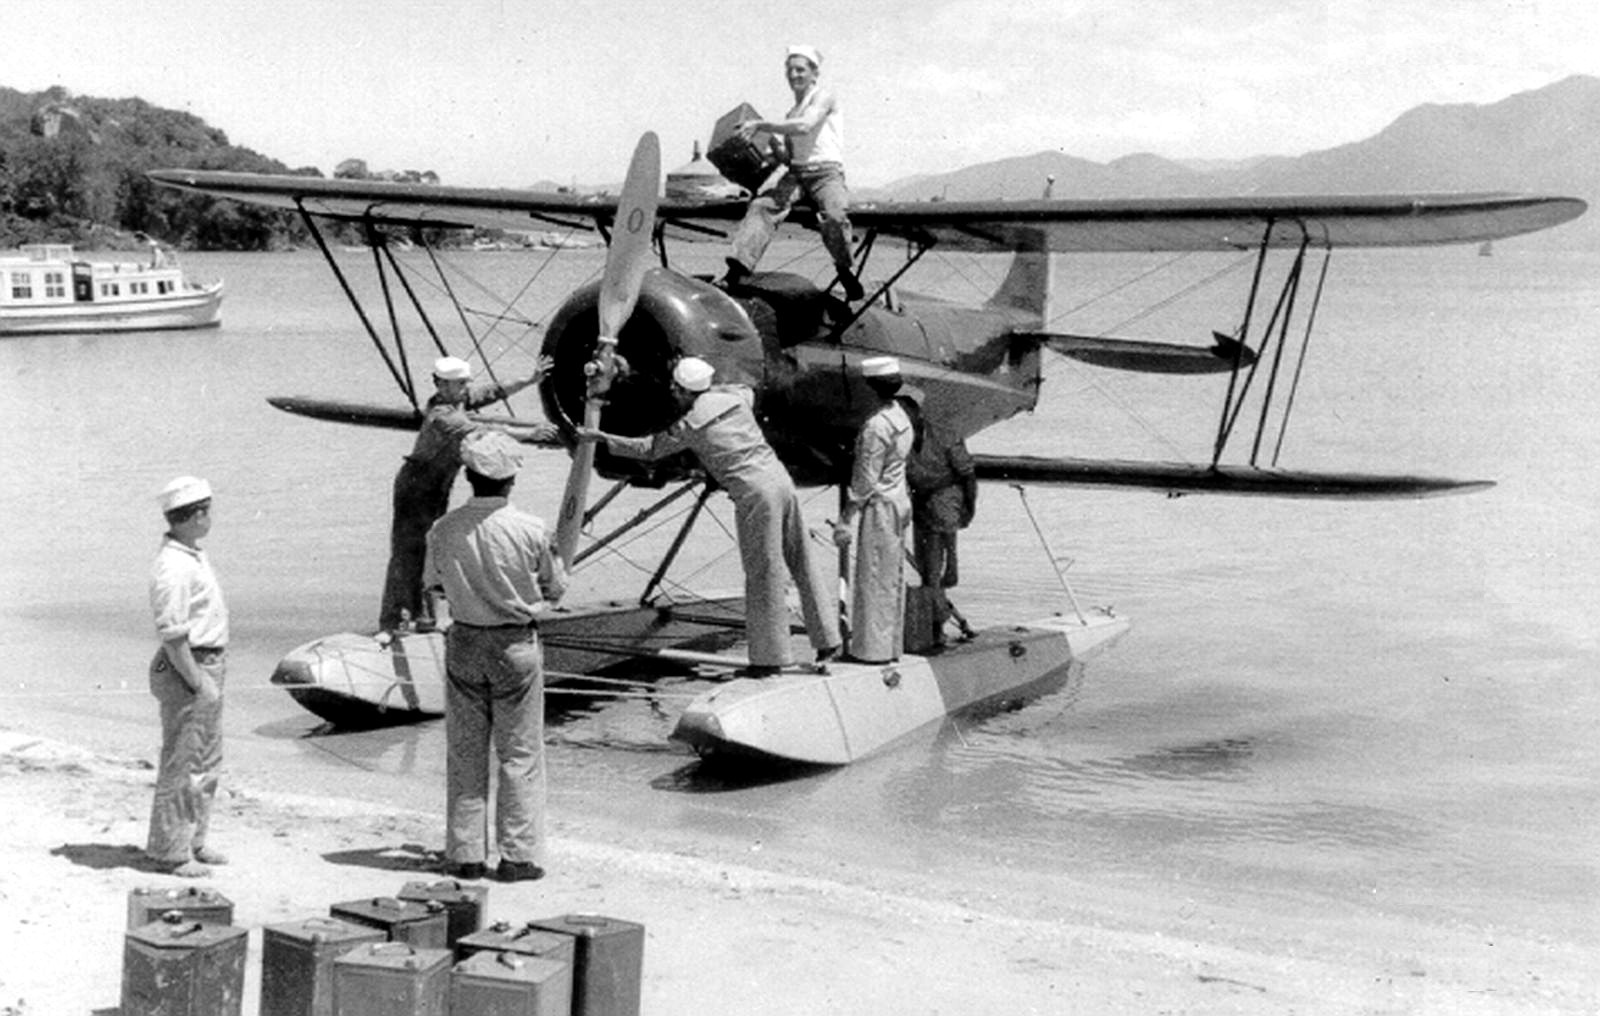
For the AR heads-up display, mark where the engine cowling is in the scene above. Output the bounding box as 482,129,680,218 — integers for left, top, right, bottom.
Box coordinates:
538,267,766,485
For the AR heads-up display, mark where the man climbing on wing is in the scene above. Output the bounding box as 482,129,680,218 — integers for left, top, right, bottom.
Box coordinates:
723,43,864,303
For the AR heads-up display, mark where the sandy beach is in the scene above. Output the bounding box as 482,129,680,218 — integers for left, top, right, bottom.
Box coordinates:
1,727,1591,1016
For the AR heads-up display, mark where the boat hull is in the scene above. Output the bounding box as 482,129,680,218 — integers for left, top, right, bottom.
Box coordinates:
671,611,1130,765
0,284,224,335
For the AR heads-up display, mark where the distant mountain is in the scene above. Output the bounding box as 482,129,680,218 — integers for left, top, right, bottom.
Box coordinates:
872,75,1599,246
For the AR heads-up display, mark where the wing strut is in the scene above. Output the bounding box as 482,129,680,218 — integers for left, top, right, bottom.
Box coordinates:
639,484,714,604
298,206,419,410
415,240,521,414
1209,224,1333,468
1269,251,1333,466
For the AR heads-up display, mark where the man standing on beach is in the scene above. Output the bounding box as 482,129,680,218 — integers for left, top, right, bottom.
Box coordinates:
146,476,229,879
380,354,549,632
425,429,566,882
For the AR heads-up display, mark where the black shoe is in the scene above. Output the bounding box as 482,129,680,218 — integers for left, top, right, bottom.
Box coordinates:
732,664,782,678
814,644,841,665
449,861,488,881
496,860,545,883
719,257,750,290
839,272,865,302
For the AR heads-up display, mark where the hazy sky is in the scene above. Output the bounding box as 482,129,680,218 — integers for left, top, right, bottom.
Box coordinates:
9,0,1596,187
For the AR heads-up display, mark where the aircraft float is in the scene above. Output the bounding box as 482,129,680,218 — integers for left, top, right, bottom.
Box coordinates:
150,128,1584,766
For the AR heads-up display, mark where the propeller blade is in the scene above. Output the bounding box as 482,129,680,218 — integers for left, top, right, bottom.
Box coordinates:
554,132,661,567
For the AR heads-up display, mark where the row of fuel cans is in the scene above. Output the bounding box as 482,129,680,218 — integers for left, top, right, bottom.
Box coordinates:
121,880,644,1016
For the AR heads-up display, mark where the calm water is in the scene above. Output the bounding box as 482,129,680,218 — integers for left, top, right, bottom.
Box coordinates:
2,241,1596,963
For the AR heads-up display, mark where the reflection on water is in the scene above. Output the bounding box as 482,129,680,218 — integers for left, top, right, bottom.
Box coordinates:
649,757,834,794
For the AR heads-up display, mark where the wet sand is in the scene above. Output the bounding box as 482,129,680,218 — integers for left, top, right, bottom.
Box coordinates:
2,726,1590,1015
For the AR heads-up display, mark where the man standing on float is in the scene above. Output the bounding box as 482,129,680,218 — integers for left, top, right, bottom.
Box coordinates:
581,356,841,676
834,356,915,663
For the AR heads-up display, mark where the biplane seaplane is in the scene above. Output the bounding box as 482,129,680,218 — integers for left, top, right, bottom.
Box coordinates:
151,131,1583,765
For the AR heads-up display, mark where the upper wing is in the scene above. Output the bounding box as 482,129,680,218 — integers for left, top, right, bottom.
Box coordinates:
148,169,1584,251
146,168,732,234
854,192,1587,252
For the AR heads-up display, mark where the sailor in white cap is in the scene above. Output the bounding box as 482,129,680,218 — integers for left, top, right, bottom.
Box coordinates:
834,355,915,662
579,356,842,675
424,428,567,883
724,43,864,303
899,385,979,645
146,475,230,878
379,352,552,631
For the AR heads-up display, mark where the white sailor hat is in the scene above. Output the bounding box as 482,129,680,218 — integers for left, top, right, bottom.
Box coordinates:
860,355,901,377
433,355,472,381
786,44,822,68
459,429,524,479
672,356,716,392
158,476,212,512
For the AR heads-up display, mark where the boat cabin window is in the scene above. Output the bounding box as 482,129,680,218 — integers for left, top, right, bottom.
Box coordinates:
44,271,67,299
9,271,33,300
101,282,120,298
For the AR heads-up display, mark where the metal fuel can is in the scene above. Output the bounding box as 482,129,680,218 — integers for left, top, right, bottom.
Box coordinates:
450,950,572,1016
454,920,575,967
524,914,644,1016
397,877,489,946
259,916,386,1016
329,896,450,950
126,884,235,928
331,941,451,1016
121,912,249,1016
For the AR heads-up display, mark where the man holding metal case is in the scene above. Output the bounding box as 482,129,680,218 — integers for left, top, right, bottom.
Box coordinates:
723,43,864,302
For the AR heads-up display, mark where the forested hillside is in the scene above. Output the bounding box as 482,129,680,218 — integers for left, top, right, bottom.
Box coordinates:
0,86,441,250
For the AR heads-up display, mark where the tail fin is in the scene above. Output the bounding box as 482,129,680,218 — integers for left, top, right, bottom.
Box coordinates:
985,250,1054,324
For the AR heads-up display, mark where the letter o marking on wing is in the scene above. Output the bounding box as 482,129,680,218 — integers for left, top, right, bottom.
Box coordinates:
626,208,646,234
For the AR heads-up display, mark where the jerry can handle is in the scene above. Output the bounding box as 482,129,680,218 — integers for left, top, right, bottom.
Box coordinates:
369,941,418,957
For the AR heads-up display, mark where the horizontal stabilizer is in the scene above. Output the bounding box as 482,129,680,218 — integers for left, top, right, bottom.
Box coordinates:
973,454,1493,500
268,396,563,446
1033,331,1255,374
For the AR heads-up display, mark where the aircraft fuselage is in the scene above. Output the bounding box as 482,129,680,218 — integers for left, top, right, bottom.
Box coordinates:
539,267,1043,488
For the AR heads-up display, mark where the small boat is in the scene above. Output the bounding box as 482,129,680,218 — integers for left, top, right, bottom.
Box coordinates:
0,243,223,336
